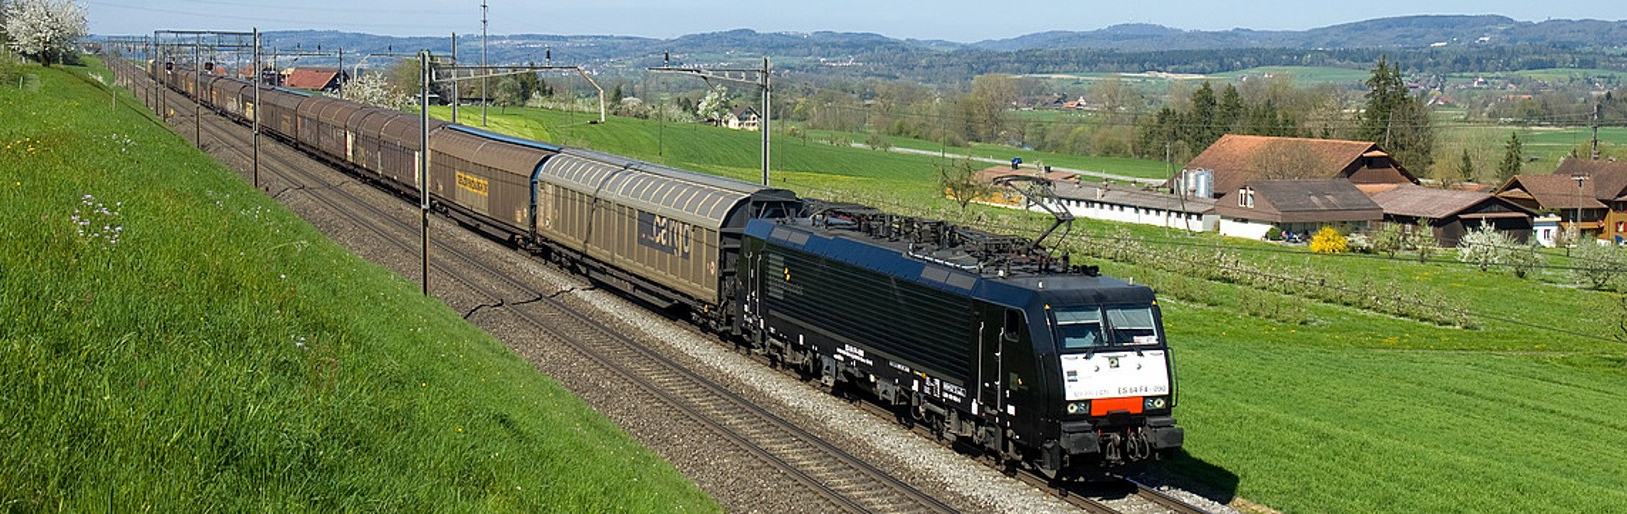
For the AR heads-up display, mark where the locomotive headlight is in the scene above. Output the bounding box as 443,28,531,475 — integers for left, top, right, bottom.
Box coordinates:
1065,401,1090,415
1144,396,1169,410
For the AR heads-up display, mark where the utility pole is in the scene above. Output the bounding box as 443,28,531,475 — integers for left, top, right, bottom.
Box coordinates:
650,56,773,185
481,0,489,127
253,29,261,190
451,32,458,123
1593,100,1602,160
193,34,201,146
420,50,432,296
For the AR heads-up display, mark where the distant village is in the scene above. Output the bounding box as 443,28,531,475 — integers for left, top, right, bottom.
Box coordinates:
972,133,1627,249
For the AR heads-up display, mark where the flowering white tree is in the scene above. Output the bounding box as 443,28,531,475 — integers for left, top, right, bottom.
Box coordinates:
3,0,87,66
696,86,730,124
341,71,410,110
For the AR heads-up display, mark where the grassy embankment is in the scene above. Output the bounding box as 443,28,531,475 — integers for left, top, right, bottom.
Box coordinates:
0,59,716,511
441,103,1627,514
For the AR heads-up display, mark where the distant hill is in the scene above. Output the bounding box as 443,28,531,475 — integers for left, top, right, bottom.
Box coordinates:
972,15,1627,51
109,15,1625,85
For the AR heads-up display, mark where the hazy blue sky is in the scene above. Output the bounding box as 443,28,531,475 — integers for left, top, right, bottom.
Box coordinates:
86,0,1627,42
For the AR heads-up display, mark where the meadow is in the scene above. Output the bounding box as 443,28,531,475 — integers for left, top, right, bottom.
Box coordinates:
439,103,1627,514
0,58,716,511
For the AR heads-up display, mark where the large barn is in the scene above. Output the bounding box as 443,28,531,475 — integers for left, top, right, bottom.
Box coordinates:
1180,135,1419,199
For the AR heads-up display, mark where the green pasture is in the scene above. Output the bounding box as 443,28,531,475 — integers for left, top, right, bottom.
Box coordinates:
0,58,715,512
1210,66,1372,86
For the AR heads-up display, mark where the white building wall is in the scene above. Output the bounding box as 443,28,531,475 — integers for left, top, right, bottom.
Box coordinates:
1219,218,1275,240
1035,199,1214,232
1533,217,1561,248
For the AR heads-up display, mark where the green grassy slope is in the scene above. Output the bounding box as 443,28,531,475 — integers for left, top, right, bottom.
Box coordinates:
447,103,1627,514
0,59,716,512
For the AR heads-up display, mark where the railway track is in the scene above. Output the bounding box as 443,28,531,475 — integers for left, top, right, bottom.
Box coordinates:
131,68,961,514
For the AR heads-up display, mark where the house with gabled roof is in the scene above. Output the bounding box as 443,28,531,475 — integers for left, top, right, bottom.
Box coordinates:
722,106,760,131
1214,179,1383,240
1179,135,1419,199
284,67,347,93
1495,158,1627,244
1364,184,1534,247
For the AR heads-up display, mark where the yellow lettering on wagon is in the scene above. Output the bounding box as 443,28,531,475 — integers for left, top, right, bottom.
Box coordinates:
455,172,489,197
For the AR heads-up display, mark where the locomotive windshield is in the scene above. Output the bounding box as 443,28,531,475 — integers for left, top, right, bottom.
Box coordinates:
1053,305,1161,351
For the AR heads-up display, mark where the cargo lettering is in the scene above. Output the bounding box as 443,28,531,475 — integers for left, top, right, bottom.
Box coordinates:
637,211,692,259
455,172,489,197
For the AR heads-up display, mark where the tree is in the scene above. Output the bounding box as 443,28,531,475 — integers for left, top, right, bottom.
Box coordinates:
1358,56,1434,171
1456,224,1540,277
939,158,991,215
696,86,731,123
1497,132,1523,184
1187,81,1220,148
864,132,891,151
963,74,1019,143
340,71,410,110
1455,149,1475,186
1571,242,1625,290
1217,83,1245,136
387,57,422,100
3,0,86,66
1359,56,1404,142
493,76,523,113
1372,223,1406,258
1310,226,1348,254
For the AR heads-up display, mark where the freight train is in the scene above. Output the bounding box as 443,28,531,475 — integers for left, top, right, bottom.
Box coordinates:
122,58,1183,477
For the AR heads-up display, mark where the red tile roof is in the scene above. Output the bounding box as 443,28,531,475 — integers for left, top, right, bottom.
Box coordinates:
284,67,340,90
1369,184,1528,219
1496,173,1607,210
1553,158,1627,202
1183,134,1417,196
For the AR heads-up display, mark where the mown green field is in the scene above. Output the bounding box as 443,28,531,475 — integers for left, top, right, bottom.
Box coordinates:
0,59,716,511
1436,124,1627,175
1209,66,1372,86
1445,68,1627,85
441,104,1627,514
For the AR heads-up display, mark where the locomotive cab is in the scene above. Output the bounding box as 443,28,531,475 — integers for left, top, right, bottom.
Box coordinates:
1029,290,1184,472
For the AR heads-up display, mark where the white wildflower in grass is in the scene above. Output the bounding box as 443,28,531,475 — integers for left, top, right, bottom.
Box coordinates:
103,132,136,154
71,194,123,246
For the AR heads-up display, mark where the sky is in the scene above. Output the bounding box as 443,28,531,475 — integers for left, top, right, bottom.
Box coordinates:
85,0,1627,42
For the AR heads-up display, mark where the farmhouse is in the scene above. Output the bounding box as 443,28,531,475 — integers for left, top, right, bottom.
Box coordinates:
1214,179,1383,240
283,67,347,93
721,106,760,131
1362,184,1535,247
1179,134,1419,199
1494,158,1627,244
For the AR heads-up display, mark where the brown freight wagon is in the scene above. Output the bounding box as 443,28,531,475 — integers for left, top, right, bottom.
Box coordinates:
259,88,309,140
533,148,800,309
427,126,555,234
368,113,447,192
294,97,362,161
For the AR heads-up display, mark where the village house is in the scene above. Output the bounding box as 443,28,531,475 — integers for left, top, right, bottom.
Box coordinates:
1178,134,1419,199
1214,179,1383,240
1361,183,1535,247
1495,158,1627,245
283,67,347,93
721,106,760,131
